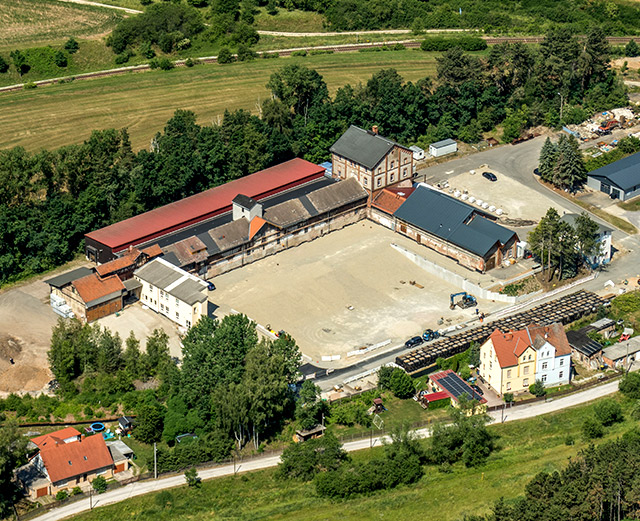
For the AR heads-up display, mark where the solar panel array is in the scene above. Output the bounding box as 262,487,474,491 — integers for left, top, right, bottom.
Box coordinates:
437,373,478,401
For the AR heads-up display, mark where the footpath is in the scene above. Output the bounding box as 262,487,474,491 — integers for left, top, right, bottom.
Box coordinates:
30,379,619,521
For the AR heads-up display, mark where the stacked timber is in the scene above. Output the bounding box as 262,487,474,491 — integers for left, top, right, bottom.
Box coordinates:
396,290,609,373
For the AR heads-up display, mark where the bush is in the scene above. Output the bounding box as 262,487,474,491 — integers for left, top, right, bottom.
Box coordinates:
389,369,415,399
237,44,257,62
626,39,639,57
0,56,8,73
54,50,68,67
261,52,278,59
620,372,640,399
278,432,348,481
594,398,623,427
184,467,201,487
377,366,394,390
565,434,575,446
55,490,69,501
503,393,514,404
139,41,156,59
71,486,82,496
582,417,604,439
92,476,108,494
23,82,37,90
184,57,197,67
217,47,234,64
115,50,133,65
291,50,307,57
64,38,79,54
529,380,547,398
150,58,175,70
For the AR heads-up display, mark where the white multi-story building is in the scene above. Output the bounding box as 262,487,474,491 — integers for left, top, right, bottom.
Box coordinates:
134,258,208,329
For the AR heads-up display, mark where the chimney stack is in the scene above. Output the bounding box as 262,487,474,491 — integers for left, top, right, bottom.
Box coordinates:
372,125,378,134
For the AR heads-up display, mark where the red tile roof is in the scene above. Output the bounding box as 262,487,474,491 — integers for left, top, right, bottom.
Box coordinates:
372,188,411,214
249,216,267,240
73,274,125,306
86,158,325,252
424,390,450,402
489,328,532,368
141,244,163,258
37,433,113,483
430,369,487,404
490,323,571,368
31,428,81,449
95,248,140,277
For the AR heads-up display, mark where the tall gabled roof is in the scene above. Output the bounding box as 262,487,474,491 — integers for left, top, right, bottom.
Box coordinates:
31,428,81,449
489,328,533,368
45,267,94,289
588,150,640,191
393,185,517,258
330,125,408,170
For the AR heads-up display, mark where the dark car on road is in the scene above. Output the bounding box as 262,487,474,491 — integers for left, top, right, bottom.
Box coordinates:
206,281,216,291
482,171,497,182
471,384,484,396
405,336,424,348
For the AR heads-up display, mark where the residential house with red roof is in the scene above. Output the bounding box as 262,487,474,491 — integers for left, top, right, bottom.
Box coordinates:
479,323,571,396
16,428,116,499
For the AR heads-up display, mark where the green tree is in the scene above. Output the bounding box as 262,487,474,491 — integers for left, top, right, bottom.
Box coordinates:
64,37,80,54
267,64,329,116
92,475,108,493
54,50,68,68
278,432,348,481
436,46,481,86
620,371,640,399
0,420,28,518
527,207,562,275
538,137,559,182
10,50,29,76
582,416,604,439
145,328,170,375
377,366,394,390
552,134,586,189
96,328,123,373
389,368,415,399
123,331,141,378
594,398,623,426
0,56,9,74
135,403,165,444
626,39,640,58
529,379,546,397
574,212,600,265
184,467,201,487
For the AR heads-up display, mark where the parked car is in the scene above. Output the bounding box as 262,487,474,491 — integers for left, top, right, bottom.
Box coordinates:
482,171,497,182
405,336,424,348
422,329,440,342
206,281,216,291
471,384,484,396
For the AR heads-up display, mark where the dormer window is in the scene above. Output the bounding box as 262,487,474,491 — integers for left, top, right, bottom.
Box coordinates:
84,456,88,460
68,461,72,465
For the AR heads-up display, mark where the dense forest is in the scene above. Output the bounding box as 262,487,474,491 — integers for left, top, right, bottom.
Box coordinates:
0,29,626,285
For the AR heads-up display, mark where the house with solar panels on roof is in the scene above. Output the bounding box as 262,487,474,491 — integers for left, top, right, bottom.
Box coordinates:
428,369,487,410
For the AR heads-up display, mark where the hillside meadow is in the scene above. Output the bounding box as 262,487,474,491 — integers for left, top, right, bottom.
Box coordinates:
0,49,448,152
67,393,634,521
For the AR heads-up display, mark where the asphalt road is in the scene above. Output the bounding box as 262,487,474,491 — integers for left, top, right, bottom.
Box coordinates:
33,379,619,521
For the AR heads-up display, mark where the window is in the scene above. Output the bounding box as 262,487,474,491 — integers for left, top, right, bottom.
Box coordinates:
542,362,548,370
403,168,408,177
523,366,530,375
483,352,486,359
176,311,179,319
84,456,87,461
186,320,191,328
160,304,164,312
175,298,179,306
390,173,395,182
507,369,511,377
523,378,529,386
376,178,382,187
506,382,511,390
390,160,395,169
541,374,547,383
364,177,368,186
559,358,564,366
559,371,564,378
489,362,492,369
528,355,532,360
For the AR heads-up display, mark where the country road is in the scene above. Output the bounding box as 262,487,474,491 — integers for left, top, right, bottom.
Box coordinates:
57,0,142,14
32,379,619,521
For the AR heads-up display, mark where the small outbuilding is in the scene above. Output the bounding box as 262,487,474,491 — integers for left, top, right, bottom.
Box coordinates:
602,337,640,368
409,145,425,161
566,328,603,368
429,138,457,157
294,424,326,443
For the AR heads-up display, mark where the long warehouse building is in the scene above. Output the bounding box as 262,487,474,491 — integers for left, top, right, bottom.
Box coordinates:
85,158,326,264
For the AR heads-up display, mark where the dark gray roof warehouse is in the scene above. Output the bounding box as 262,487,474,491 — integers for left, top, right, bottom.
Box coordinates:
393,185,518,258
587,151,640,200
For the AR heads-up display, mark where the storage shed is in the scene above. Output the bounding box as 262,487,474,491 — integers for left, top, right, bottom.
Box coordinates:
429,139,457,157
409,145,425,161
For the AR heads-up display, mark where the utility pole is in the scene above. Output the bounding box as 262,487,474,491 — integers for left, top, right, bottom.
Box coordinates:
89,486,93,510
154,442,157,480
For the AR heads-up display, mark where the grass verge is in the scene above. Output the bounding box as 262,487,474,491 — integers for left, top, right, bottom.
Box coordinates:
65,393,634,521
253,7,326,33
572,198,638,235
619,195,640,212
0,50,444,152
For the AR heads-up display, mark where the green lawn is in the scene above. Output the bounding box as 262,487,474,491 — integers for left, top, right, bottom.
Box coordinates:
572,198,638,235
253,7,326,33
0,0,122,52
66,393,636,521
0,49,444,152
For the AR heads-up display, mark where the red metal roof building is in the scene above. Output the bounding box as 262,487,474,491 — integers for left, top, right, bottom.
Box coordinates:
85,158,325,263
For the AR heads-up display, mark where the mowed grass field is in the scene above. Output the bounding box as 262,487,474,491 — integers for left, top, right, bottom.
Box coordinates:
0,0,122,51
0,50,442,152
68,394,634,521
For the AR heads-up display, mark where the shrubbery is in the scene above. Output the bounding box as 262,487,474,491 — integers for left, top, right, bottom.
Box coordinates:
278,432,348,481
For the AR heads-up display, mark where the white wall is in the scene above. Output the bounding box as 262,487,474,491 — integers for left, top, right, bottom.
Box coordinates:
535,340,570,387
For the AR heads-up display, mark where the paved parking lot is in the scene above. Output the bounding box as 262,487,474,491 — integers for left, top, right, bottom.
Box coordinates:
211,223,505,365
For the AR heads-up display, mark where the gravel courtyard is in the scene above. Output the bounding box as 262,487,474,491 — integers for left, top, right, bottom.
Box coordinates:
211,223,505,365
